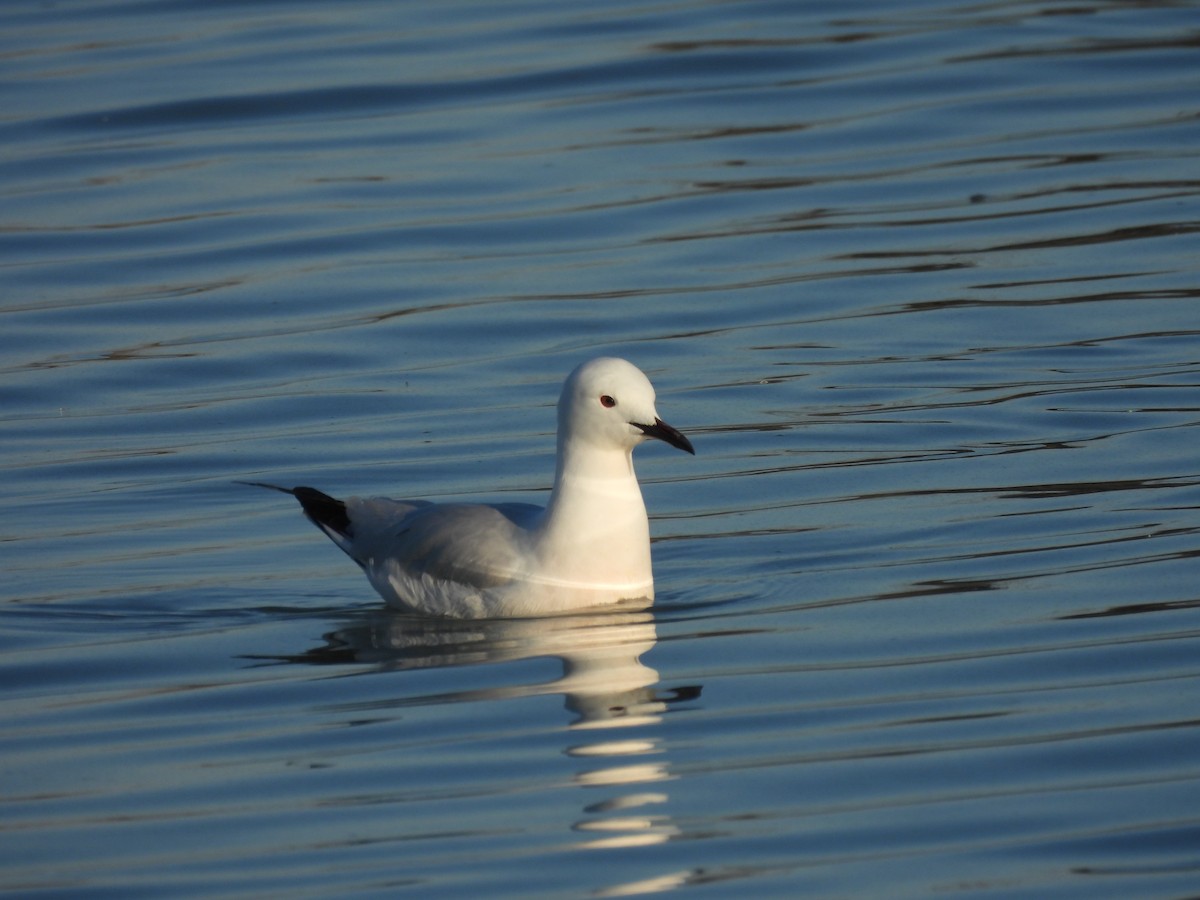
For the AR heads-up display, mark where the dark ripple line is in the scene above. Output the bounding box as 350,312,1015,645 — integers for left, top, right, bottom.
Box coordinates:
839,221,1200,259
32,46,803,136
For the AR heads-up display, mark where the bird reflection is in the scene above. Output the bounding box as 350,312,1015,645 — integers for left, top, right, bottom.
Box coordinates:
262,606,700,861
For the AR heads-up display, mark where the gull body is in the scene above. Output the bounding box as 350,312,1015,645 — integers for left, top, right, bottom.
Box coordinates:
249,357,693,618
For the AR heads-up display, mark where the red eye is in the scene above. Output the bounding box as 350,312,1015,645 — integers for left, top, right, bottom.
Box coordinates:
600,395,616,408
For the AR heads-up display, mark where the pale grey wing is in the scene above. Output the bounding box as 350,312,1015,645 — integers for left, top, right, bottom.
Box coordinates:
347,499,544,590
322,496,428,560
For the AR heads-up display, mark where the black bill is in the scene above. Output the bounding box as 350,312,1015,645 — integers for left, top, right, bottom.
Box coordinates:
634,417,695,455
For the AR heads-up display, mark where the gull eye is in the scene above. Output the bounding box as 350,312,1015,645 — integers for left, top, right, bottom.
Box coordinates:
599,394,616,408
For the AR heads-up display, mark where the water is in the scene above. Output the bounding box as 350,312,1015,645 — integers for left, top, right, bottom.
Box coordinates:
3,0,1199,896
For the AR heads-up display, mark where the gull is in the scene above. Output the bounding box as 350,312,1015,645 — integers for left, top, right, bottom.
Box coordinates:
246,357,693,618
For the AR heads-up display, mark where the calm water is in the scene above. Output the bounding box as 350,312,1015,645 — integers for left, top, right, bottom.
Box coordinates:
3,0,1199,896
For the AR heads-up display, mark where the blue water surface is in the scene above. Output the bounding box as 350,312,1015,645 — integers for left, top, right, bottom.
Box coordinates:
2,0,1199,896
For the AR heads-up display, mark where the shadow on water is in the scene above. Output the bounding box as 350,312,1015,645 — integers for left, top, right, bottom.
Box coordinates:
250,608,701,874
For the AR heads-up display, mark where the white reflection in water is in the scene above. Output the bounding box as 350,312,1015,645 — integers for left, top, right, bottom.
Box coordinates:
279,608,699,875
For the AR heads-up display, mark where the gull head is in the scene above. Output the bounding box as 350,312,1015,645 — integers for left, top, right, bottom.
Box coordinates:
559,357,694,456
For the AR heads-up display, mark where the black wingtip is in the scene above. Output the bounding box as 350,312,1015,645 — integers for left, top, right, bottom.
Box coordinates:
236,480,296,495
240,481,352,538
291,486,352,538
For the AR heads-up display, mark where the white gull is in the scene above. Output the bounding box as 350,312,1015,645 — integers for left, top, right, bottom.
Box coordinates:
246,357,693,618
